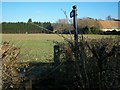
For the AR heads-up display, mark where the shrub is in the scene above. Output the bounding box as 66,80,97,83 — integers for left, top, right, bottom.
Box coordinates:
58,36,120,89
1,41,25,89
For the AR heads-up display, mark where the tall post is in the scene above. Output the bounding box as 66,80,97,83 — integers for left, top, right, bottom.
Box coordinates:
73,5,78,46
70,5,79,61
70,5,83,87
70,5,78,47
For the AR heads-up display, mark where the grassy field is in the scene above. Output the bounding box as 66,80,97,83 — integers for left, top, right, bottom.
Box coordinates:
2,34,119,62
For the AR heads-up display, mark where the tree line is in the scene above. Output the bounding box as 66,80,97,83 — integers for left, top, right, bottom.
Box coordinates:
2,20,53,34
1,18,120,35
53,17,120,35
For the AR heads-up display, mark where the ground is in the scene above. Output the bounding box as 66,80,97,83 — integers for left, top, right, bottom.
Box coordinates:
1,34,118,62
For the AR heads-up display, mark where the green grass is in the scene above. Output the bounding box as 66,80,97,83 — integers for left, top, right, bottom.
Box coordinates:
2,34,119,62
2,34,65,62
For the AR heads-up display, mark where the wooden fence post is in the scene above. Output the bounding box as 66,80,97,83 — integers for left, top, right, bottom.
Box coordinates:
54,45,60,88
54,45,60,66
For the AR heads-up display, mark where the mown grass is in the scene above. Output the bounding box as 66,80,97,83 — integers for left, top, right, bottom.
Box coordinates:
2,34,64,62
2,34,119,62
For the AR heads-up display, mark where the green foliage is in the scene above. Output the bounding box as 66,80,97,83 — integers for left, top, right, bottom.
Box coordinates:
2,21,53,34
81,26,103,34
27,18,32,23
43,22,53,32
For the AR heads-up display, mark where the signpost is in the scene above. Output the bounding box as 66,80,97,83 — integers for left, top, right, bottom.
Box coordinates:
70,6,81,84
70,5,78,47
70,5,79,62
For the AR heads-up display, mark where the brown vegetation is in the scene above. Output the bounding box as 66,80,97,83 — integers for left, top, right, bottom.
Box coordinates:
1,41,24,89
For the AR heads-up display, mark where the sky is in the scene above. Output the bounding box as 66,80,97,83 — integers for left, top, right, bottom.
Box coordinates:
1,0,120,2
2,2,119,23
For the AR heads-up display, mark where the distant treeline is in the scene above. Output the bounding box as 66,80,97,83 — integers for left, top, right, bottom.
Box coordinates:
1,20,120,35
2,22,53,34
